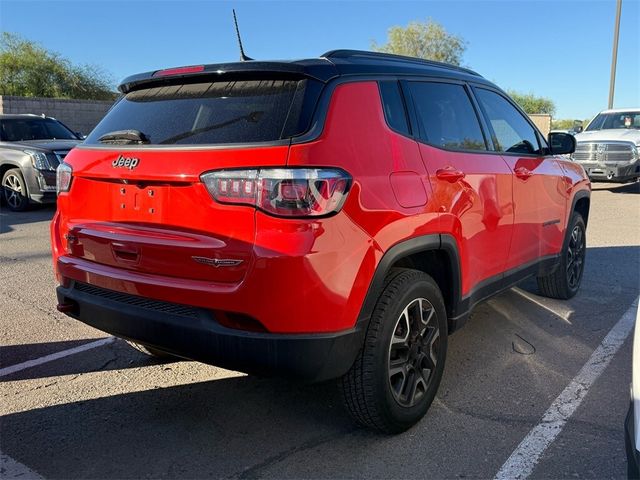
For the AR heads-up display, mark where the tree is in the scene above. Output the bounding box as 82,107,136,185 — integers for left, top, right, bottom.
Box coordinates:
0,32,116,100
551,118,592,131
507,90,555,116
372,19,466,66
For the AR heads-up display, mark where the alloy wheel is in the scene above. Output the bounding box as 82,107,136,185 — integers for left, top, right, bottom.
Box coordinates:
566,224,585,289
3,174,24,209
388,297,440,408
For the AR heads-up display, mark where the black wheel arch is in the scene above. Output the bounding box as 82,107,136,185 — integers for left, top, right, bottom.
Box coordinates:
570,189,590,228
356,234,462,334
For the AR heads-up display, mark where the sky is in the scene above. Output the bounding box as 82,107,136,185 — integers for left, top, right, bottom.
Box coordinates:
1,0,638,119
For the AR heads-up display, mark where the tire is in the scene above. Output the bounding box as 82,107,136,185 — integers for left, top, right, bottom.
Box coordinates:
2,168,29,211
537,212,586,300
340,268,448,433
126,341,178,360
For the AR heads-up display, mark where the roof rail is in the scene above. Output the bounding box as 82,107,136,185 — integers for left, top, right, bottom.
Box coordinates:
321,49,480,77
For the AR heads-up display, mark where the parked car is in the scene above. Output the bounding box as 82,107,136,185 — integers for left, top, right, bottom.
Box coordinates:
0,114,81,211
550,127,582,136
572,108,640,182
52,50,590,433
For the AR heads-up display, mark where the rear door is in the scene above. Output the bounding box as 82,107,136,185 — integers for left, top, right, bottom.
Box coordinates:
472,87,568,268
404,80,514,296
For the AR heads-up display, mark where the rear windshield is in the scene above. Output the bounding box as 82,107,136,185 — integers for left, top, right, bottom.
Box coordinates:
85,79,311,146
0,118,78,142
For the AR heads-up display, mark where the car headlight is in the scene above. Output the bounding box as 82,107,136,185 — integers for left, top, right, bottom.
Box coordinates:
24,150,53,171
56,163,73,194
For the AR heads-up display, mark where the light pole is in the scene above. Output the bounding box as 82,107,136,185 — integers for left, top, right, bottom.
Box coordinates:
608,0,622,109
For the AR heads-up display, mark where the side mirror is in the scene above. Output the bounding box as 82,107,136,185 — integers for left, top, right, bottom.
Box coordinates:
549,132,576,155
574,126,583,133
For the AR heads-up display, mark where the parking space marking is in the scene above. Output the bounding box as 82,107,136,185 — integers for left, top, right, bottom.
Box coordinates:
1,452,44,479
511,287,574,323
494,296,639,480
0,337,114,378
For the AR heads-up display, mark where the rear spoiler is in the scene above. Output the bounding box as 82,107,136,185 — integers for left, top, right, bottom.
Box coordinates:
118,60,339,94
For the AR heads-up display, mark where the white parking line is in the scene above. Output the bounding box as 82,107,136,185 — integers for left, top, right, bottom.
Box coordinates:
0,337,114,378
495,296,639,480
1,451,44,479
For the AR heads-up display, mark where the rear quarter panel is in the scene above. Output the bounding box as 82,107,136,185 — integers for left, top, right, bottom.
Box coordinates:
558,157,592,223
286,81,441,329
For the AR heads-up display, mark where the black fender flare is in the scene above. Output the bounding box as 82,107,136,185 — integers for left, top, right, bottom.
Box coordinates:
355,233,462,329
569,189,590,227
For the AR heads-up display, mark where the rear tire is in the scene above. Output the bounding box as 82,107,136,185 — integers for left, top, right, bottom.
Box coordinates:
126,341,178,360
2,168,29,212
537,212,586,299
340,269,448,433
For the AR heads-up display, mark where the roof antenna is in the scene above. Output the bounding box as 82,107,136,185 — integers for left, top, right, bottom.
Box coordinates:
233,9,253,61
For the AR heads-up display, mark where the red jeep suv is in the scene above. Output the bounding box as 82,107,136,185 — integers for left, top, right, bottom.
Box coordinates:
52,50,590,433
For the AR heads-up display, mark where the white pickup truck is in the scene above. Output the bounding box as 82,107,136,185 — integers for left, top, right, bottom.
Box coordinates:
572,108,640,182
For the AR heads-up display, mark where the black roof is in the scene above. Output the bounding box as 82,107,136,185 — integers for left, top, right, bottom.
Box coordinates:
324,49,480,77
118,49,488,93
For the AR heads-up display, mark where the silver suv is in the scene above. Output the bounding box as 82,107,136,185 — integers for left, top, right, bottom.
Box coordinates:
0,114,81,211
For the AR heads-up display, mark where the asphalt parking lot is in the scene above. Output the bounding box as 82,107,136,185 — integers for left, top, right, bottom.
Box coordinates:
1,181,639,479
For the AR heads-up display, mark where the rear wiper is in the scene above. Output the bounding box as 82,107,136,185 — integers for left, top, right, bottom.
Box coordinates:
98,129,150,145
158,111,264,145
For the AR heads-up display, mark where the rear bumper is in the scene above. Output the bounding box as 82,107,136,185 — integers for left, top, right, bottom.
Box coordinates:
56,281,365,382
51,208,375,334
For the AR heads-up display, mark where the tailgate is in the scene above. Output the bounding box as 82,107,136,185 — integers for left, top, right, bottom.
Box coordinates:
57,146,289,283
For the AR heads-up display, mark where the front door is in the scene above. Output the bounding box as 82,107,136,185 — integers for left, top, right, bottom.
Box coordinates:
404,80,514,297
472,87,568,269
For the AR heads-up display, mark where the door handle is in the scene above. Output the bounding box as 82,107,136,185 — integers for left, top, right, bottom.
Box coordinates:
436,168,465,183
515,166,533,180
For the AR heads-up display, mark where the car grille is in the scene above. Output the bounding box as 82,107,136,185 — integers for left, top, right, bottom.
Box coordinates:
573,142,635,163
74,282,200,318
52,150,70,166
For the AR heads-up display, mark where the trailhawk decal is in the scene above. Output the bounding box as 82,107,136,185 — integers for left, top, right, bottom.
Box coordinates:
191,256,244,268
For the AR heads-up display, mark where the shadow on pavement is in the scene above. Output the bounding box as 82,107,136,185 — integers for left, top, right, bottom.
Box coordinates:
0,204,56,234
0,245,637,478
1,339,105,371
1,374,359,479
1,338,179,382
591,182,639,194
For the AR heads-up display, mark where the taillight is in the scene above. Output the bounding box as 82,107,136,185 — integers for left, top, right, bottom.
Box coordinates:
56,163,73,194
153,65,205,77
201,168,351,217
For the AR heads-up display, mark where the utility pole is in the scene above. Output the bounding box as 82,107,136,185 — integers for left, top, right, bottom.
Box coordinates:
608,0,622,109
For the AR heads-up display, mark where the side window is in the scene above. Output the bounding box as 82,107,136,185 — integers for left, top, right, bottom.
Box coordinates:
379,81,410,136
407,81,486,151
475,89,542,155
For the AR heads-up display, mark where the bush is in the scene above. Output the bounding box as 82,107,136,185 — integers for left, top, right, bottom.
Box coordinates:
0,32,116,100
